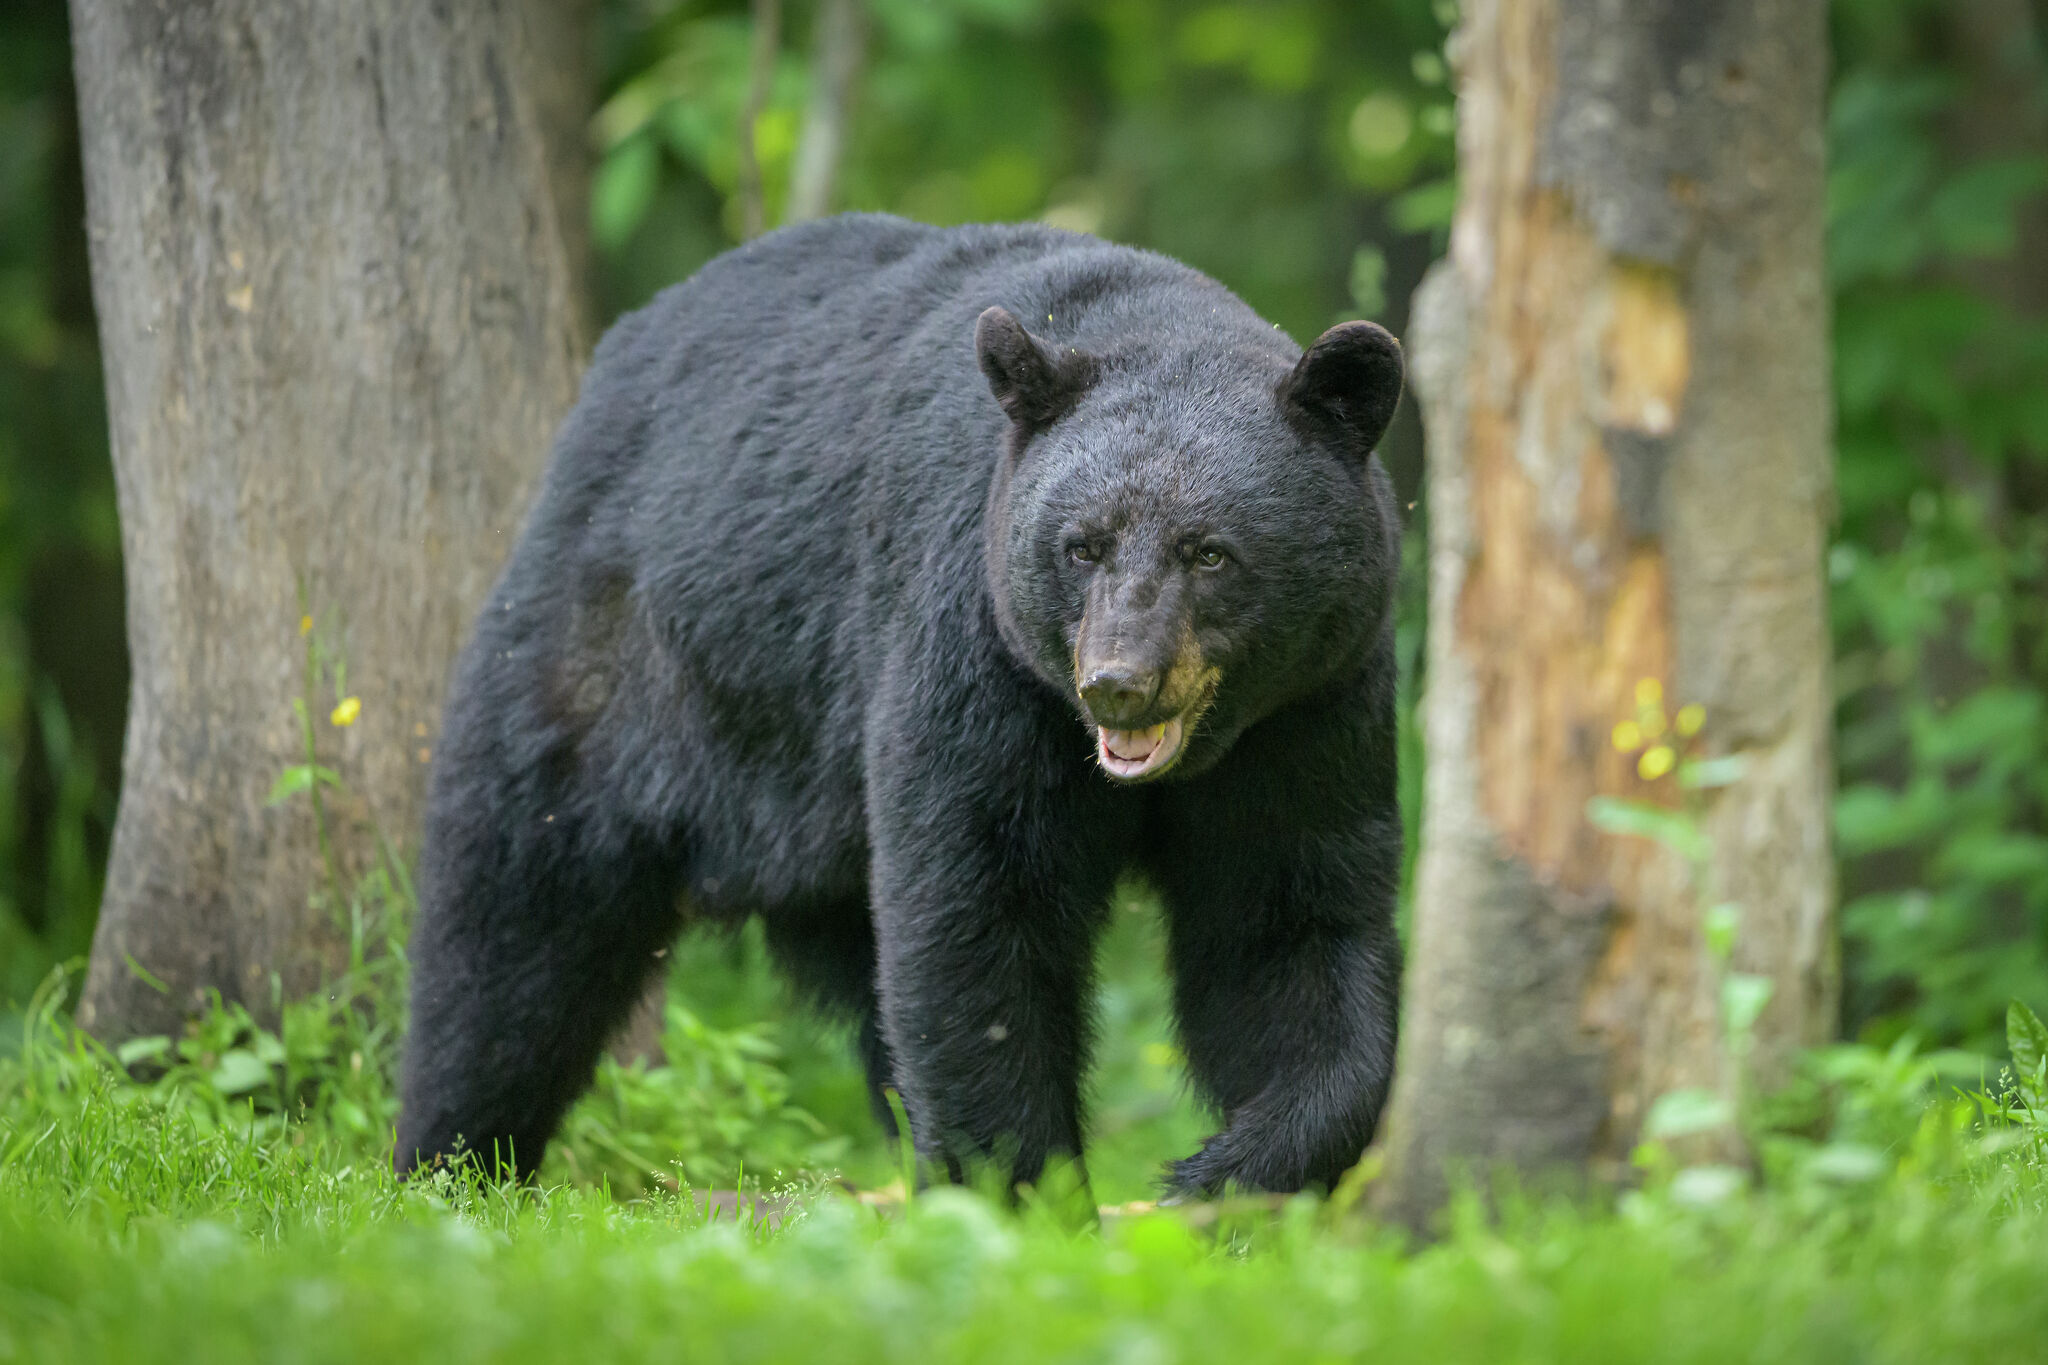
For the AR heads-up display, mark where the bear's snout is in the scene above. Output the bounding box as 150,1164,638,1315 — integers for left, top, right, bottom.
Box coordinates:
1078,662,1160,728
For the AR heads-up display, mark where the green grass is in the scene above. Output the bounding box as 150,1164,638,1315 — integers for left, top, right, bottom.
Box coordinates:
1,1084,2046,1365
4,906,2046,1364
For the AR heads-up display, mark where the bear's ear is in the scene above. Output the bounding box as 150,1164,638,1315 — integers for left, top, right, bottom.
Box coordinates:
975,306,1096,428
1278,320,1404,458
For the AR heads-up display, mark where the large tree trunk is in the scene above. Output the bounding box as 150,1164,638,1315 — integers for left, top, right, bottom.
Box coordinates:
1375,0,1835,1225
72,0,588,1038
524,0,598,344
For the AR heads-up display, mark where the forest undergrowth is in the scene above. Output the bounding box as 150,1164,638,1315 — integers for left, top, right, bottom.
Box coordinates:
1,868,2045,1363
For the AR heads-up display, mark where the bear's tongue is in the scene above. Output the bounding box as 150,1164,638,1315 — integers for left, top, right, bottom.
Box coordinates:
1102,723,1165,761
1096,717,1184,779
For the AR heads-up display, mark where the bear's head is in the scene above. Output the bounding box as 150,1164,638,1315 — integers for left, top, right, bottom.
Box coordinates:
977,304,1404,784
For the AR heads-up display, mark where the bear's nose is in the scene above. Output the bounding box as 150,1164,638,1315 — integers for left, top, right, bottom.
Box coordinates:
1079,665,1161,728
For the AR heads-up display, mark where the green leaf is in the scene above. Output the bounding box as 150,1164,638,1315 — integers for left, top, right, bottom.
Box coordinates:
1833,780,1944,856
123,954,170,994
593,135,660,252
2010,1000,2048,1105
1930,832,2048,889
1587,797,1708,861
266,765,339,806
209,1049,273,1097
1926,155,2048,259
1669,1164,1746,1207
1643,1088,1733,1140
1915,687,2040,765
1389,176,1457,233
1678,755,1747,790
1804,1143,1887,1184
1722,973,1775,1036
115,1035,171,1067
1703,903,1741,962
1348,244,1388,316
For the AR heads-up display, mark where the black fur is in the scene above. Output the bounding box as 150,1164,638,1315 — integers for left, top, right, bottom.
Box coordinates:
395,214,1406,1196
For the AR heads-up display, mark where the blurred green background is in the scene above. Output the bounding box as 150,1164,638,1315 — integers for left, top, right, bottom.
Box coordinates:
1,0,2043,1193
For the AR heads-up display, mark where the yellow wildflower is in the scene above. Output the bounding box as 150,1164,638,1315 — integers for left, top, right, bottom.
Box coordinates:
1676,703,1706,737
1635,677,1663,710
1638,744,1675,780
1642,708,1667,740
330,696,362,727
1611,720,1643,752
299,614,313,636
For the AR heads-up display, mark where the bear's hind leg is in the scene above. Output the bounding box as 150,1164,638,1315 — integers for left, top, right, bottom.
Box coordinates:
395,767,685,1180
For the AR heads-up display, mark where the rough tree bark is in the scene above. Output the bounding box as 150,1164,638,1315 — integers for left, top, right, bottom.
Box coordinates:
525,0,598,343
1375,0,1835,1225
72,0,588,1038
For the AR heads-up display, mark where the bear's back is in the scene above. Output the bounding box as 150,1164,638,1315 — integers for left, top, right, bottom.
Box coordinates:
536,214,1252,671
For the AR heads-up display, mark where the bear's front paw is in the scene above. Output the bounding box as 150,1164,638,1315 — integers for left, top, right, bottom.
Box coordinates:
1164,1125,1347,1198
1160,1142,1236,1200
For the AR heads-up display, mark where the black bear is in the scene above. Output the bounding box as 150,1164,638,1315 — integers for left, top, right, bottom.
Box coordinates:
395,214,1405,1197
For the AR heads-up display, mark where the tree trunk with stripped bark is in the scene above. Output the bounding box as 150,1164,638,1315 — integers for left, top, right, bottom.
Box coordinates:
1375,0,1836,1226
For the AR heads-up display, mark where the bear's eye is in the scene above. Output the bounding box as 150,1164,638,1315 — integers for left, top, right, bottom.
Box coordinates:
1066,540,1099,566
1193,544,1229,571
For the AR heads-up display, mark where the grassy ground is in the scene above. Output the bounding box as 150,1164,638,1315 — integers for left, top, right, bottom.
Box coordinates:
3,911,2046,1363
2,1094,2046,1364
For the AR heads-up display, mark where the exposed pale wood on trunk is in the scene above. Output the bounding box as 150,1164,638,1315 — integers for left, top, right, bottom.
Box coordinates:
72,0,587,1038
1376,0,1835,1225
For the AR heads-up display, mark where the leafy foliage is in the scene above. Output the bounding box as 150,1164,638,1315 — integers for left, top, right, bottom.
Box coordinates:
0,0,120,1015
0,936,863,1210
550,998,851,1193
1827,0,2048,1051
592,0,1456,351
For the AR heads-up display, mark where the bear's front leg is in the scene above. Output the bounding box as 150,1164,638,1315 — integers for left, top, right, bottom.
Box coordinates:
864,683,1128,1191
1154,792,1403,1197
1164,906,1401,1196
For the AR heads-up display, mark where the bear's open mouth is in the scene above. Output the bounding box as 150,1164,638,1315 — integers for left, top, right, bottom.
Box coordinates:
1096,715,1187,781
